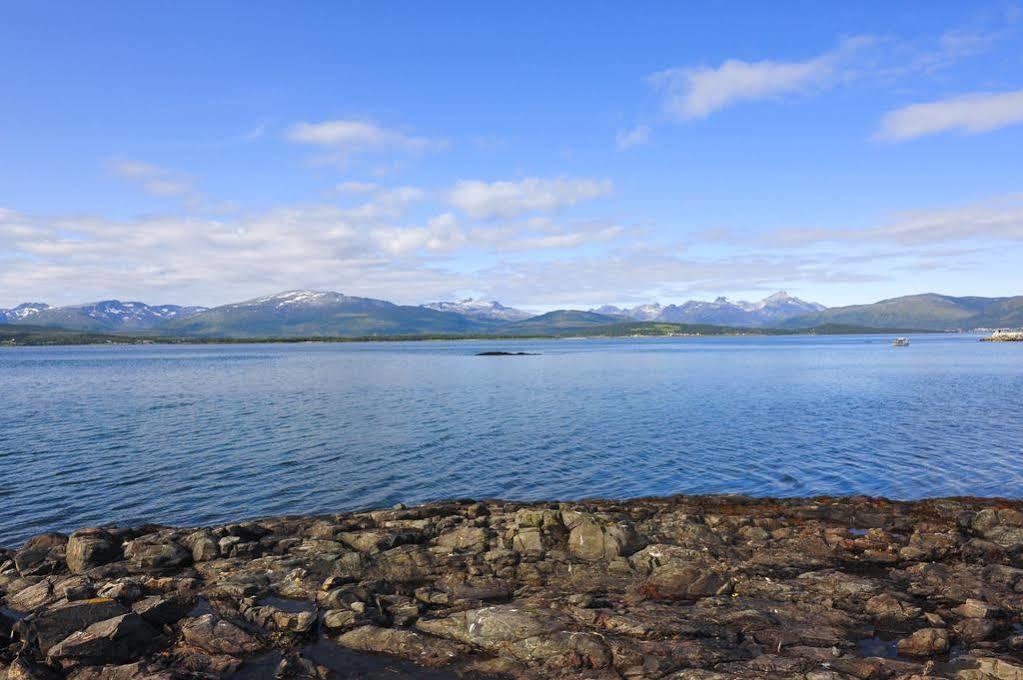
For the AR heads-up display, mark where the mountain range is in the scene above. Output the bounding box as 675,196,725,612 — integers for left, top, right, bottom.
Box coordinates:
421,298,532,321
592,291,825,327
779,293,1023,331
2,291,1021,338
0,300,207,331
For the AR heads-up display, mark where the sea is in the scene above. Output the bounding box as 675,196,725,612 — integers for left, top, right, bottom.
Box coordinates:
1,334,1020,546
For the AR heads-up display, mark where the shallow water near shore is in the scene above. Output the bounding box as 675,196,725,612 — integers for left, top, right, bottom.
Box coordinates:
1,334,1021,546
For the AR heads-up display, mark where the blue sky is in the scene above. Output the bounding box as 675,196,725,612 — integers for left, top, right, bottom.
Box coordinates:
1,1,1022,309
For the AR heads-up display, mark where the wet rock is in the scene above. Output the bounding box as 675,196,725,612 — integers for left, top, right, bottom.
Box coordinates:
335,625,466,666
47,613,158,667
274,652,327,679
897,627,950,657
65,530,121,575
179,614,263,655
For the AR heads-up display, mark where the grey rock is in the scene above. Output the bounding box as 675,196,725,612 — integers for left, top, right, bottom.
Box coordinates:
66,529,121,574
47,613,158,666
179,614,263,655
19,597,127,654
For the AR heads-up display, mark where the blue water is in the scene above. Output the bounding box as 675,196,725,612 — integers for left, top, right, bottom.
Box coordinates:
1,335,1021,547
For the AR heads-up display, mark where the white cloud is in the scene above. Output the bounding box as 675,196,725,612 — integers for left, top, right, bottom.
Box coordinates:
876,89,1023,141
334,181,380,194
107,159,199,203
649,37,870,119
0,187,627,306
615,124,650,150
762,194,1023,246
447,178,614,219
286,119,443,159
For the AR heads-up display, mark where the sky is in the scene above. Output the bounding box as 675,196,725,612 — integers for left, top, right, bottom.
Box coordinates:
1,1,1022,311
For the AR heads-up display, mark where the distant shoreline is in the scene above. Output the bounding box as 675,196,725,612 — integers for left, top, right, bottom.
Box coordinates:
0,323,951,347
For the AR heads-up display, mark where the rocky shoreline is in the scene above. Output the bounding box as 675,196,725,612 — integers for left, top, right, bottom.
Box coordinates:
5,495,1023,679
981,331,1023,342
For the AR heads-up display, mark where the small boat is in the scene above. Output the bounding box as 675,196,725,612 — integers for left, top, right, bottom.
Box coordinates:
892,337,910,347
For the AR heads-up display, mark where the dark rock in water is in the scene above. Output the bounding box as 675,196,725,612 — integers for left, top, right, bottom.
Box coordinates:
896,627,949,657
475,351,538,356
8,494,1023,677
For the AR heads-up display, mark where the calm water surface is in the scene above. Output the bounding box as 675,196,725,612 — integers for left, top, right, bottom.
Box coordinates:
1,335,1021,546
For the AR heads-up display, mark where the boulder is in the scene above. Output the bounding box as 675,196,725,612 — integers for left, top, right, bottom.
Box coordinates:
131,595,192,626
6,578,58,612
179,614,263,655
953,598,998,619
415,605,564,648
953,617,996,644
562,512,641,561
191,537,219,562
14,533,68,576
970,509,1023,549
897,627,949,657
865,593,923,623
66,529,121,574
435,526,488,553
47,613,158,666
641,564,732,599
123,538,190,571
19,597,127,654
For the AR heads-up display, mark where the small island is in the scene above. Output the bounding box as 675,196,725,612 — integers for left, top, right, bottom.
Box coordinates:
475,351,538,356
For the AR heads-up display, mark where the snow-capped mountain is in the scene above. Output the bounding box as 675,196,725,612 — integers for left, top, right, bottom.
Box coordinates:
0,302,51,323
592,292,826,327
422,298,532,322
161,290,490,337
0,300,207,330
591,303,663,321
223,290,365,310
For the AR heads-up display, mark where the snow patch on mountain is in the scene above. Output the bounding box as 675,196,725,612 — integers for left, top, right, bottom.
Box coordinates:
0,303,50,323
591,292,826,327
422,298,532,321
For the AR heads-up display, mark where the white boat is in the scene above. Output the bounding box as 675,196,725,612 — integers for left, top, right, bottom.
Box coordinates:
892,337,910,347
